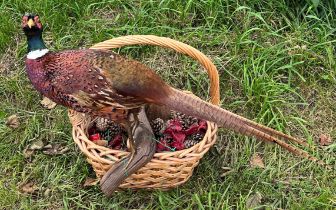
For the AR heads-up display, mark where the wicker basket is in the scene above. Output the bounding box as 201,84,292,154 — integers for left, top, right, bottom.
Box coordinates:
68,35,220,189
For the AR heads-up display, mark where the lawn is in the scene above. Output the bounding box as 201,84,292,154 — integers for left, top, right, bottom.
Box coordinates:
0,0,335,209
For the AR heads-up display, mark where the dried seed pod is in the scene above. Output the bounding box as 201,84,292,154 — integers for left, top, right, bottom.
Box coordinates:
94,140,108,147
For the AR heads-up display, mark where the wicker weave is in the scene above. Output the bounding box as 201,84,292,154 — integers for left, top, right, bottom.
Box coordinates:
68,35,220,189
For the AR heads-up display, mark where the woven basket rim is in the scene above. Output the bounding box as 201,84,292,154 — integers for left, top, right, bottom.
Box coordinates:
69,110,217,159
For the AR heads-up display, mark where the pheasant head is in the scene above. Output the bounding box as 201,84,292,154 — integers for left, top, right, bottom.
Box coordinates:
22,13,47,55
22,13,43,33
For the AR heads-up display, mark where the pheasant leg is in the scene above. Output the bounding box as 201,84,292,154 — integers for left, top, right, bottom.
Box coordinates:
123,114,140,168
100,107,156,197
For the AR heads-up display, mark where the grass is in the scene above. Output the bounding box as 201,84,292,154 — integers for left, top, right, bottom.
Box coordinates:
0,0,335,209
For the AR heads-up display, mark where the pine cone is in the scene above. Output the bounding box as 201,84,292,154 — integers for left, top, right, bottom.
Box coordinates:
170,110,178,119
191,133,204,142
180,120,189,130
100,122,122,141
184,139,198,148
176,112,187,120
170,111,199,130
151,118,165,136
170,111,186,120
188,116,199,125
183,116,198,129
95,117,110,131
170,111,188,130
109,122,122,136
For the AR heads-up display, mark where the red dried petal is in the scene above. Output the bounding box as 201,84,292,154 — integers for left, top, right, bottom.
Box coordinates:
171,140,185,150
171,132,186,143
109,134,122,148
185,123,199,135
198,120,207,131
89,133,100,141
156,139,170,152
88,127,97,135
164,119,183,134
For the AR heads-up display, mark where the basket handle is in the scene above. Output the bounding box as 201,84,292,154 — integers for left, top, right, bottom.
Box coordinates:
90,35,220,106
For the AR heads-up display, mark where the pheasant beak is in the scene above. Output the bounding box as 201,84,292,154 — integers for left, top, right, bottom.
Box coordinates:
27,19,35,28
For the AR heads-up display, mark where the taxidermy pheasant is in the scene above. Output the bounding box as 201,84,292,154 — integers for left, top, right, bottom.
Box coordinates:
22,14,328,168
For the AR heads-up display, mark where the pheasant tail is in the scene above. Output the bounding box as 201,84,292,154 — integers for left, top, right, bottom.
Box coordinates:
162,88,331,169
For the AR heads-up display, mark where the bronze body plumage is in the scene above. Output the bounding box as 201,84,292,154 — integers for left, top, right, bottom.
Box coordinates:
25,50,164,120
22,14,329,169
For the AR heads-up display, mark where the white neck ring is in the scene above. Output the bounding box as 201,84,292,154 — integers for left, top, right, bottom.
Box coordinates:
27,49,49,59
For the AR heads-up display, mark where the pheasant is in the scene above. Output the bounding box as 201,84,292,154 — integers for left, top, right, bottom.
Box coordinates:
22,14,328,168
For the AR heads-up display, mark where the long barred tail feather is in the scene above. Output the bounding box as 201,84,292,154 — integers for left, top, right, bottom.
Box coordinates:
162,88,331,169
